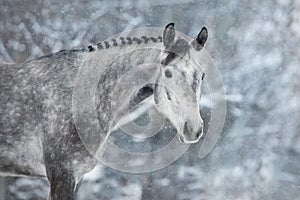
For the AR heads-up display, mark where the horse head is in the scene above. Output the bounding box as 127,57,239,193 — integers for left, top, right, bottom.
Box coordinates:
153,23,208,144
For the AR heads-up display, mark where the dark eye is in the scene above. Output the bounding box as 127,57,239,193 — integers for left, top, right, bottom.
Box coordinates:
164,69,172,78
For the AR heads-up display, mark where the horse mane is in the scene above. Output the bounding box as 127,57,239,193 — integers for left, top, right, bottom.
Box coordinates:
86,35,163,52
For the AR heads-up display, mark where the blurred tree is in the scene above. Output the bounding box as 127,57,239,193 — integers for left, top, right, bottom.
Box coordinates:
0,0,299,199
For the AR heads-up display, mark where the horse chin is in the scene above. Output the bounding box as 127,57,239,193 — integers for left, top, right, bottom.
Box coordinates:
184,138,201,144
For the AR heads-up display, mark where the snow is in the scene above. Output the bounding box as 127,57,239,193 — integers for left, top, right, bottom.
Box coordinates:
1,0,300,199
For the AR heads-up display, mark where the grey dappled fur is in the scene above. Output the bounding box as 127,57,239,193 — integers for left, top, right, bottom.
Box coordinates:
0,24,206,199
0,50,95,199
0,37,163,199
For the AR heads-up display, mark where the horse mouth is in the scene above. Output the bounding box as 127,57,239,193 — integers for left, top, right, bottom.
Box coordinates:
178,123,203,144
178,133,200,144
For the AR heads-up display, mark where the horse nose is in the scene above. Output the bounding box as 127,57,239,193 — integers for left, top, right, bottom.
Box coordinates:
183,121,188,131
184,120,203,132
183,120,203,143
183,121,192,134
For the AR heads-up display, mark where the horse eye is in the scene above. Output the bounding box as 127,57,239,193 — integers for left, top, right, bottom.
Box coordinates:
164,69,172,78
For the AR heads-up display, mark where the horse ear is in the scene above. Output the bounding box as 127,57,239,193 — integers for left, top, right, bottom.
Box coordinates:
163,22,175,49
192,27,208,51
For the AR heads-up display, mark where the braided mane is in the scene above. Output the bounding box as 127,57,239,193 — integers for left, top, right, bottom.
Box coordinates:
87,36,163,52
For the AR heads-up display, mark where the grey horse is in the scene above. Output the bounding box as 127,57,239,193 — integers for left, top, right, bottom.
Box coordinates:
0,23,208,199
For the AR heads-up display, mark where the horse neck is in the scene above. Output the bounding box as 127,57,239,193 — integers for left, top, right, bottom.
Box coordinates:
79,39,163,134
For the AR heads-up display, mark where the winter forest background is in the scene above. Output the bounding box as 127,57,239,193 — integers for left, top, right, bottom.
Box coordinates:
1,0,300,199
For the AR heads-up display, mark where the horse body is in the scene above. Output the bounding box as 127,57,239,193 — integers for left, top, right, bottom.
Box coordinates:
0,50,97,198
0,23,208,199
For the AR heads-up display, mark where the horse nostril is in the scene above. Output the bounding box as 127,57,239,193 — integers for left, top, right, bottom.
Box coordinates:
184,122,189,133
196,127,203,139
196,131,201,138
